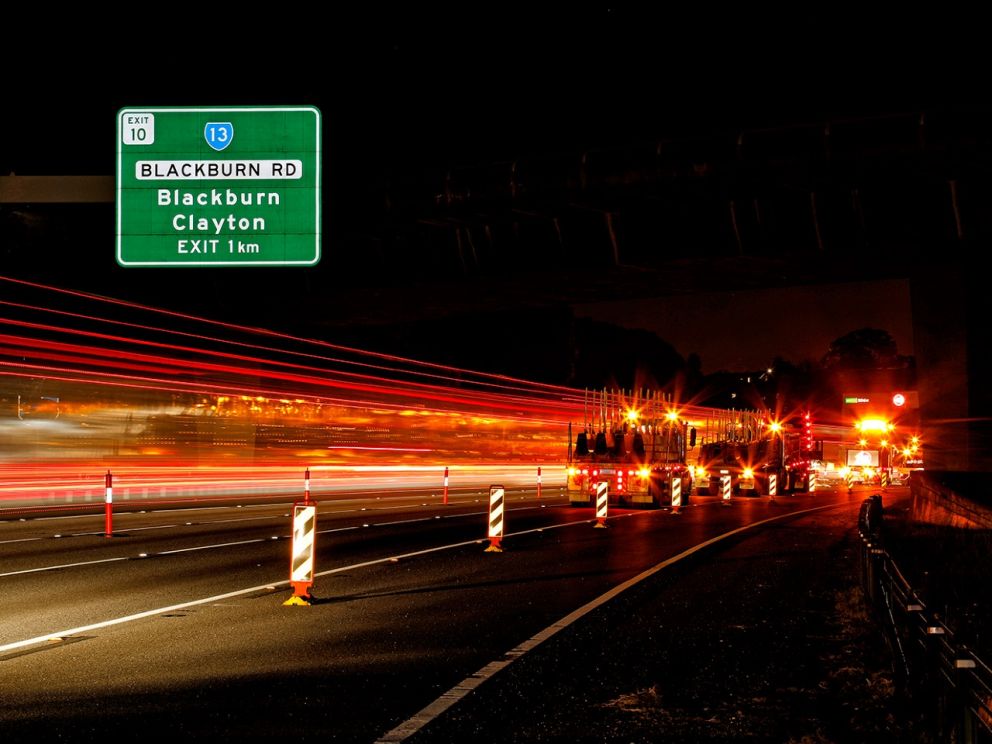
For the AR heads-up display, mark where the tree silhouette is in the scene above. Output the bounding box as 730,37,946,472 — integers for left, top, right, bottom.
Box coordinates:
821,328,903,370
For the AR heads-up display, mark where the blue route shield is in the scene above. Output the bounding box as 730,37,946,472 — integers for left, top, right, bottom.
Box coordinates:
204,122,234,151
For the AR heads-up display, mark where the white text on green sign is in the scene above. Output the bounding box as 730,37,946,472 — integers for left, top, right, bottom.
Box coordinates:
116,106,321,267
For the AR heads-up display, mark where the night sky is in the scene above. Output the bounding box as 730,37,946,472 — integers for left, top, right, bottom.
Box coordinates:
5,10,973,175
2,9,982,375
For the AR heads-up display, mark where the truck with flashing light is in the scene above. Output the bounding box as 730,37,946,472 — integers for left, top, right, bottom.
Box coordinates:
838,446,901,486
566,389,695,508
694,416,818,496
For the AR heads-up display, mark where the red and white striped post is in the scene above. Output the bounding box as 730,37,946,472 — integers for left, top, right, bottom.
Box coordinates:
594,480,609,528
104,470,113,538
721,474,732,506
485,484,505,552
768,473,777,500
670,476,682,515
537,466,542,500
304,467,312,504
443,466,449,505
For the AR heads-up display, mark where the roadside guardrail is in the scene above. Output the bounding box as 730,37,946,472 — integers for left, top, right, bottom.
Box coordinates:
859,496,992,742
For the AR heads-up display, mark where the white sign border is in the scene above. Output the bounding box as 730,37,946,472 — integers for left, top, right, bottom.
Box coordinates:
115,105,322,267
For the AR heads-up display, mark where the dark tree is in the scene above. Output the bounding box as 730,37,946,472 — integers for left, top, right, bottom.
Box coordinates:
568,318,685,391
821,328,902,370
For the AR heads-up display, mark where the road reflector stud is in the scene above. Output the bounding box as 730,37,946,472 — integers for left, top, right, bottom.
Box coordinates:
485,485,505,552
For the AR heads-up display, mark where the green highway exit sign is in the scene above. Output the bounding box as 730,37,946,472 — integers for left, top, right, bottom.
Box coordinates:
116,106,321,267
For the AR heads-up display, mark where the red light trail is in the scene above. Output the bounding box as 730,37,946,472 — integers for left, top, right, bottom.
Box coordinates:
0,275,738,510
0,276,587,507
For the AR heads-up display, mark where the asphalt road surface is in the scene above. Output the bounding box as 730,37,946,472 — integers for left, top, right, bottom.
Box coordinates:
0,484,894,742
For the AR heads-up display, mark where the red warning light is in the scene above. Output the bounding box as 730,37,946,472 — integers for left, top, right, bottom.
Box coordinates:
802,410,814,451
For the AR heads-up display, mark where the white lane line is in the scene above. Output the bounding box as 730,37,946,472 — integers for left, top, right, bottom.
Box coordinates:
374,517,437,527
71,524,179,536
0,504,566,580
194,516,289,526
0,556,128,578
150,506,249,514
0,509,600,655
375,501,847,743
157,538,270,555
318,526,362,536
374,504,566,528
0,537,44,545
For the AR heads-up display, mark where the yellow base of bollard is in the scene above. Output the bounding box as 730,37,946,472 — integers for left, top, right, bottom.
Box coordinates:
283,594,314,607
593,519,608,528
484,541,503,553
671,507,681,515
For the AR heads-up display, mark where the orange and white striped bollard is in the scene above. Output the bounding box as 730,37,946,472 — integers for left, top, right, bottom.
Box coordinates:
594,481,608,528
485,484,504,552
284,472,318,606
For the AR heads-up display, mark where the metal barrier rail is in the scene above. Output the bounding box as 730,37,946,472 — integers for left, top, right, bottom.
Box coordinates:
859,497,992,741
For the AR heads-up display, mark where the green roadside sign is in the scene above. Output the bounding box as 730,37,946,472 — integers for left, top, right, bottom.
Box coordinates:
116,106,321,267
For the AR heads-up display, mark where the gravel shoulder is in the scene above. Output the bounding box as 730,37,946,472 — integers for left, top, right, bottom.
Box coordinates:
408,498,914,743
